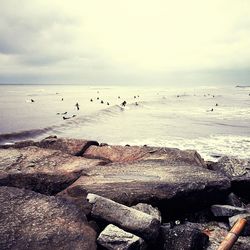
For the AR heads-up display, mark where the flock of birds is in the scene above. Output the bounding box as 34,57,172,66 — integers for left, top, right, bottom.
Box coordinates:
27,90,250,121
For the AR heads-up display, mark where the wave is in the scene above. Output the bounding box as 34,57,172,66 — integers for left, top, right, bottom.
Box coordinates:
0,126,56,144
0,103,140,144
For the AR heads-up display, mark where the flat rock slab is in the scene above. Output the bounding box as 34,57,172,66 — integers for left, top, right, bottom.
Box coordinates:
1,136,99,156
97,224,146,250
0,146,105,195
0,186,96,250
62,162,230,208
84,145,206,167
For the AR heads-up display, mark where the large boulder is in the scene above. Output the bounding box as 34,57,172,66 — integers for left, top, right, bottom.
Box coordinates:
1,136,99,156
0,146,105,195
61,162,230,219
0,186,97,250
87,193,160,241
97,224,146,250
84,145,206,167
210,156,250,199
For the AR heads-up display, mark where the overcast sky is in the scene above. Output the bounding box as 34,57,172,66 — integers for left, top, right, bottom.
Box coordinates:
0,0,250,85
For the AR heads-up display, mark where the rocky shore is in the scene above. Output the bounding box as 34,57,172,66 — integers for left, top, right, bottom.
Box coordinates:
0,136,250,249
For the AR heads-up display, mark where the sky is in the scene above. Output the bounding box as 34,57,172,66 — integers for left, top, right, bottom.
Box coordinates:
0,0,250,85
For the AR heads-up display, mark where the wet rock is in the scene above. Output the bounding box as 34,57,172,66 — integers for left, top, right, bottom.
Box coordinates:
160,223,209,250
132,203,162,223
97,224,146,250
211,204,247,217
210,156,250,199
84,145,206,167
229,213,250,236
0,146,104,195
87,193,160,241
61,162,230,217
0,186,96,250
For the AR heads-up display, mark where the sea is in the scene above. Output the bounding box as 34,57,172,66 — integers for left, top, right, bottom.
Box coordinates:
0,84,250,161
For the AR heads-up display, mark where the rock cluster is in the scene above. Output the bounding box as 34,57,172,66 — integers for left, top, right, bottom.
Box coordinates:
0,136,250,249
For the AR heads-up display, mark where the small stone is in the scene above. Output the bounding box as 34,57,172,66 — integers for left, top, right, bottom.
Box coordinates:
97,224,146,250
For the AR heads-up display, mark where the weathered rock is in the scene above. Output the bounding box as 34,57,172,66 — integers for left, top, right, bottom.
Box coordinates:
210,156,250,199
132,203,162,223
159,223,209,250
61,162,230,219
0,186,97,250
37,137,99,156
84,145,206,167
227,193,246,208
0,146,105,195
211,204,247,217
229,213,250,236
0,136,99,156
97,224,146,250
87,193,160,241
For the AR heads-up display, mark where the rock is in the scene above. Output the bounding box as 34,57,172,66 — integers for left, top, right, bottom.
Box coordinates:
159,223,209,250
1,136,99,156
211,205,247,217
210,156,250,199
84,145,206,167
229,213,250,236
97,224,146,250
37,137,99,156
131,203,162,223
0,146,105,195
61,162,230,219
0,186,97,250
87,193,160,241
226,193,246,208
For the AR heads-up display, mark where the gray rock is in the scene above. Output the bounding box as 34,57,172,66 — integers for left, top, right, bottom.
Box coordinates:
61,162,230,211
84,145,206,167
210,156,250,177
0,186,97,250
132,203,162,223
0,146,104,195
211,205,247,217
87,193,160,241
227,193,246,208
229,213,250,236
160,223,209,250
1,136,99,156
210,156,250,199
97,224,146,250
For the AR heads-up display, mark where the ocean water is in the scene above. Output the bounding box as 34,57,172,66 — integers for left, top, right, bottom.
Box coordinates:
0,84,250,161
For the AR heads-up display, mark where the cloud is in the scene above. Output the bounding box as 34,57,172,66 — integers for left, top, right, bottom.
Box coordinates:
0,0,250,84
